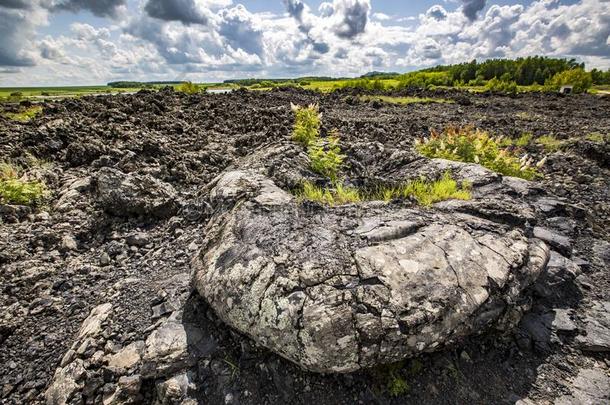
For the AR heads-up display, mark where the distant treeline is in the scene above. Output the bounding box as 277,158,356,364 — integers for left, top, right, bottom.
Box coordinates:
223,77,345,86
420,56,604,85
107,81,182,88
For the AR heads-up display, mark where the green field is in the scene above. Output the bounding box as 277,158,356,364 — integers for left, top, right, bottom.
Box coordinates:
0,82,235,101
1,80,608,102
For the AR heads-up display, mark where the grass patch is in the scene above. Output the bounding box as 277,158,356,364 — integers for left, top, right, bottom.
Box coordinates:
308,133,344,182
359,95,453,105
374,172,471,206
536,135,563,152
291,103,321,146
298,181,362,205
0,163,46,206
3,105,43,122
585,132,607,143
296,172,471,207
499,132,533,147
416,126,538,180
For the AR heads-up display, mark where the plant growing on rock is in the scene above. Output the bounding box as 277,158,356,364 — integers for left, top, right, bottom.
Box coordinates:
374,172,471,207
308,133,345,182
0,163,46,206
298,172,470,207
416,126,538,180
291,103,321,146
297,181,361,206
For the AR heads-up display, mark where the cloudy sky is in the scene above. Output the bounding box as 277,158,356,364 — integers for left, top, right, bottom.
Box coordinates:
0,0,609,86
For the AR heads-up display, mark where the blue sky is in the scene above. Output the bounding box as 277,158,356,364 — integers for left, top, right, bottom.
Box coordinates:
0,0,608,86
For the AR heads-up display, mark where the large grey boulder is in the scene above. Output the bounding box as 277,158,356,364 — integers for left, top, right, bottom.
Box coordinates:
92,167,179,218
192,169,550,373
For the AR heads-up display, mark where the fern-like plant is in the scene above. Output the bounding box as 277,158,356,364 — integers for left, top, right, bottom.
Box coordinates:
291,103,321,146
308,133,345,182
416,126,538,180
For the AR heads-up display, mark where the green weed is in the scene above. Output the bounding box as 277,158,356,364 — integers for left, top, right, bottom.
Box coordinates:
291,103,321,146
416,126,538,180
3,105,43,122
308,134,344,182
176,81,201,94
0,163,46,206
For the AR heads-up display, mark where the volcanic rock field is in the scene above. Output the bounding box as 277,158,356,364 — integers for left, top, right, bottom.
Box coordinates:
1,87,609,404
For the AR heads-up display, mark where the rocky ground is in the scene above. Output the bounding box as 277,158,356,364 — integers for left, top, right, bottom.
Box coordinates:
0,87,609,404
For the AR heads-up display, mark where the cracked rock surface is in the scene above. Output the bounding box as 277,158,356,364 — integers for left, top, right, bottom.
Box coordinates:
192,166,550,373
2,88,609,404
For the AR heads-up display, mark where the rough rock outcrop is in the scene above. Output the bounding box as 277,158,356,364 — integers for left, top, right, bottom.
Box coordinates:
192,168,550,373
92,167,179,218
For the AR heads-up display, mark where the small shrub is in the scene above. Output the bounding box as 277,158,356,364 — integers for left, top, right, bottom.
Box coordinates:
387,374,410,397
0,163,46,206
308,133,344,182
176,81,200,94
416,126,538,180
485,78,517,94
3,105,43,122
546,68,592,93
291,103,321,146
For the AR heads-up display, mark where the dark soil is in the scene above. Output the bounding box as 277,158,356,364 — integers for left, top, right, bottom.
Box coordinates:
1,87,609,404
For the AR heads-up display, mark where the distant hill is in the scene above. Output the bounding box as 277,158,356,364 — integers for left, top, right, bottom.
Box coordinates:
107,81,182,88
360,71,400,78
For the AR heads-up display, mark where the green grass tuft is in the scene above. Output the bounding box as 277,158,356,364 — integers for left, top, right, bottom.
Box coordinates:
0,163,46,206
585,132,607,143
3,105,43,122
291,103,321,146
416,126,538,180
297,181,361,206
535,135,563,152
297,172,470,207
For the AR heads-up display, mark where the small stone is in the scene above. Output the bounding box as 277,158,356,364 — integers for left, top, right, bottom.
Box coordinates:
103,375,142,405
35,211,51,222
126,233,150,247
100,252,111,266
60,235,78,252
60,349,75,367
152,301,175,320
106,341,145,373
460,350,472,363
76,338,91,355
78,303,112,339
